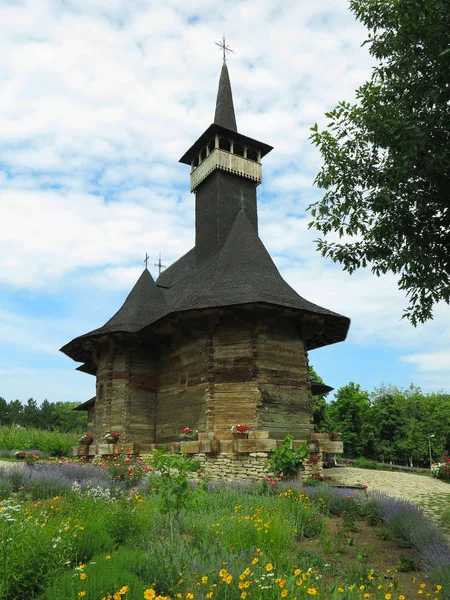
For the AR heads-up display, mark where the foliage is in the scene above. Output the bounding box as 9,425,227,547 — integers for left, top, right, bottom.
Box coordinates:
324,383,450,466
179,427,197,440
0,465,448,600
103,453,150,489
355,457,380,470
265,435,309,479
144,449,201,542
0,424,78,456
309,0,450,325
431,456,450,480
0,397,86,432
309,365,328,431
326,382,372,458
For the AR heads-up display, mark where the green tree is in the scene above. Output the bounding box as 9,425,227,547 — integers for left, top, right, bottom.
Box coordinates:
309,365,328,431
327,382,371,457
309,0,450,325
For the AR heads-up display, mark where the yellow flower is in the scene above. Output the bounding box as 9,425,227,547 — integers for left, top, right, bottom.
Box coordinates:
114,593,121,600
177,595,182,599
241,594,248,599
144,590,156,600
385,594,392,600
419,591,424,595
80,573,87,580
399,596,405,600
219,569,227,578
294,569,301,576
202,577,208,585
78,593,86,598
79,564,86,570
266,563,274,572
360,586,365,591
186,594,194,600
244,568,251,576
436,586,442,592
348,585,354,591
252,558,259,565
226,575,232,585
120,586,129,595
281,590,288,598
378,586,383,590
421,584,427,589
206,594,213,599
307,588,317,595
106,555,111,560
364,594,371,599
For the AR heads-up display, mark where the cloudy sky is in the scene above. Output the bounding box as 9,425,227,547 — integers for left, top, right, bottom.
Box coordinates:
1,0,448,405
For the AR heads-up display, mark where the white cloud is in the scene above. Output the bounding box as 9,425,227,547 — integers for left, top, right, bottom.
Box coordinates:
0,0,448,397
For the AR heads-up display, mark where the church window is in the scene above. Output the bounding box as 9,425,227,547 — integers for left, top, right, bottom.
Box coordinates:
233,142,245,157
247,147,258,162
218,137,231,152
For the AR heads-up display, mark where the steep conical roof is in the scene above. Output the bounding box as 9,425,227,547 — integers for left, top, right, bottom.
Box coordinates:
214,62,237,132
61,269,168,361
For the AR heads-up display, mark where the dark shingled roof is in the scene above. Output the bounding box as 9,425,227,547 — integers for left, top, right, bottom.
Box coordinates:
214,63,237,131
61,63,350,365
311,381,334,396
61,269,167,361
157,211,349,349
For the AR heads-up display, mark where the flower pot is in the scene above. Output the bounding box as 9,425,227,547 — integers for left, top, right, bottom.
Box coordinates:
78,439,93,446
104,437,117,444
232,433,248,439
331,433,342,441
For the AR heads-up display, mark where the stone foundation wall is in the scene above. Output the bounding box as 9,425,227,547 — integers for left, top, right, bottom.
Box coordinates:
195,452,323,481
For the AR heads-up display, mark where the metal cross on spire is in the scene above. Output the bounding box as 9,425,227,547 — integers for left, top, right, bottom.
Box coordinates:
215,35,233,63
144,252,149,269
154,253,166,276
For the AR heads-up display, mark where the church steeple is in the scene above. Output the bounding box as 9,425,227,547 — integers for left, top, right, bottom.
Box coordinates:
214,63,237,132
179,54,273,267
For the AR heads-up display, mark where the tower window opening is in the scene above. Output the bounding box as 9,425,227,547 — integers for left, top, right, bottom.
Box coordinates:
247,147,258,162
200,147,207,163
218,137,231,152
233,142,245,157
207,140,215,155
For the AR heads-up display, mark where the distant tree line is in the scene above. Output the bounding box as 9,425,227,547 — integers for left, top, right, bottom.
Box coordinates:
0,397,86,433
313,377,450,467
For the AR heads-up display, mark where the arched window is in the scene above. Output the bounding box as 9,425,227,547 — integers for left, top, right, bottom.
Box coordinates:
233,142,245,157
218,137,231,152
247,147,258,162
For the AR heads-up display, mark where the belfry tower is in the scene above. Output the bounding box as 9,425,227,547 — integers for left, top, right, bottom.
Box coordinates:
61,56,350,445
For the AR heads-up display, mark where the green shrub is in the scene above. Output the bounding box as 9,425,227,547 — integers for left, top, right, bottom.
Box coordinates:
0,425,77,456
355,457,380,470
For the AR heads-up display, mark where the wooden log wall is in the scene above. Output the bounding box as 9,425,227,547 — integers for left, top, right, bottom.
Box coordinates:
255,320,312,439
210,315,260,433
95,340,158,443
155,329,208,442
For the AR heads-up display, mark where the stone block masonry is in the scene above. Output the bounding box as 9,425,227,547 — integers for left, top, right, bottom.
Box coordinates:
74,432,325,481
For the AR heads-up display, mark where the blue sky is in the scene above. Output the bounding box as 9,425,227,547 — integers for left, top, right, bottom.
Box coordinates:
1,0,449,406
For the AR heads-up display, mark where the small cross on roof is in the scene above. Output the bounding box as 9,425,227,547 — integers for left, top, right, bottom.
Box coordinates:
215,35,233,63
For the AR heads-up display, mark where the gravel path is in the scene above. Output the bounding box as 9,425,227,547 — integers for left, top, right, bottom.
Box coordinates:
324,466,450,527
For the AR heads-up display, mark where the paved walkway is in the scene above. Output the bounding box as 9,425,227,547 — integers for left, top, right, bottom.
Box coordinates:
325,466,450,528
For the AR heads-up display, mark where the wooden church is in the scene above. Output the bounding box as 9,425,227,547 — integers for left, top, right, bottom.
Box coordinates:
61,59,350,446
